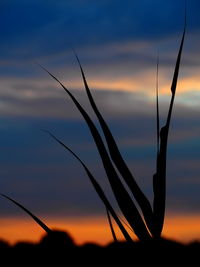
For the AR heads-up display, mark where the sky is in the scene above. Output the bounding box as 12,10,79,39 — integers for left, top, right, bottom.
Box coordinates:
0,0,200,244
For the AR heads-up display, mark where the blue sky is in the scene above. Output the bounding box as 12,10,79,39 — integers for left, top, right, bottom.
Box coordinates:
0,0,200,224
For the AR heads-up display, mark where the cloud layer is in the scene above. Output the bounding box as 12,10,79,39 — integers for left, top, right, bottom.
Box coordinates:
0,0,199,226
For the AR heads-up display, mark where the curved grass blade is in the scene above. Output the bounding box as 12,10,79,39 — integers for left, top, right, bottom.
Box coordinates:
106,208,118,242
153,16,186,237
39,66,151,241
74,52,154,234
0,193,51,233
43,130,133,242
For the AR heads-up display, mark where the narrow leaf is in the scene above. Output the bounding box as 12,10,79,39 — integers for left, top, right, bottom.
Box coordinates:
1,194,51,233
106,208,118,243
153,17,186,237
74,52,154,234
40,66,151,240
43,130,133,242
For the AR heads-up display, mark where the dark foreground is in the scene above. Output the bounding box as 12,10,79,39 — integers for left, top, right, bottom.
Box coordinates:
0,230,199,266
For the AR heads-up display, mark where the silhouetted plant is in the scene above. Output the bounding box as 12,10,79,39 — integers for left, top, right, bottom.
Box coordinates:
38,16,186,242
1,15,186,243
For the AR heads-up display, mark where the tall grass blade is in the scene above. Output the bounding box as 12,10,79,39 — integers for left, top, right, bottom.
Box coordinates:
40,66,151,240
153,17,186,237
106,208,118,242
1,194,51,233
74,53,154,234
43,130,133,242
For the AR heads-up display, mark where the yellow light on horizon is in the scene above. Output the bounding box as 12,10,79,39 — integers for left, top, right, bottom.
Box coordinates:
0,214,199,246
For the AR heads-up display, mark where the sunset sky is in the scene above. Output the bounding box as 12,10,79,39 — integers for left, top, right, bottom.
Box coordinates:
0,0,199,245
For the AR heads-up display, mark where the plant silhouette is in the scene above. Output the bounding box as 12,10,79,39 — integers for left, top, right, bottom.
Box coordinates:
0,13,187,244
40,17,186,241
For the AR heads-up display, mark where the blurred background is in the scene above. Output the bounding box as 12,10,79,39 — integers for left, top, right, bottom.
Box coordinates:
0,0,199,244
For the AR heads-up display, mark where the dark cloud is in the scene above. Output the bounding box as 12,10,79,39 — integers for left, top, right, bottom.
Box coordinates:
0,0,199,89
0,97,199,217
0,0,200,61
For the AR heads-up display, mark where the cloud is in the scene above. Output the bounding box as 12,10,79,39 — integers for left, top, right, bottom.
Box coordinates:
1,0,200,62
0,0,199,227
0,108,199,218
1,66,200,121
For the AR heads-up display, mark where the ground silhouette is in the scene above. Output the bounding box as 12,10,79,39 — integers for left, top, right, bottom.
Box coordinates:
0,230,199,266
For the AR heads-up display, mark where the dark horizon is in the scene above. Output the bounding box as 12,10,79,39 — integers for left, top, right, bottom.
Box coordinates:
0,229,199,267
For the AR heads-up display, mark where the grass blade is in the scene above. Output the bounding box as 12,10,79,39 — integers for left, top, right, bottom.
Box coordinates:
40,66,151,240
106,208,118,242
1,193,51,233
74,52,154,234
153,17,186,237
43,130,133,242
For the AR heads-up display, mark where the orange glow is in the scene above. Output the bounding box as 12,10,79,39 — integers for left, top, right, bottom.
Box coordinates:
1,71,200,106
0,214,199,245
161,76,200,95
67,70,156,93
84,78,140,92
162,214,200,242
68,73,200,97
0,216,113,245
